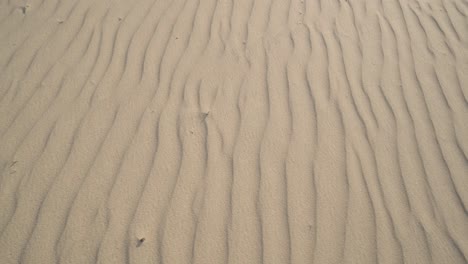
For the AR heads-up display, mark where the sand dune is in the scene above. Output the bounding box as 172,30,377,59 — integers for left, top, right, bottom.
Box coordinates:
0,0,467,263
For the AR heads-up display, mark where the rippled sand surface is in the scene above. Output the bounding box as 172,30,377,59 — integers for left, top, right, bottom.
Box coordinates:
0,0,467,263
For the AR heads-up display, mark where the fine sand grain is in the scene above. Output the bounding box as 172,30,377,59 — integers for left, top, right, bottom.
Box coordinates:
0,0,467,263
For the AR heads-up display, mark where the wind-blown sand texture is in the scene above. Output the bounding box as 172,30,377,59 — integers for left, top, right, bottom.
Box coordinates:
0,0,467,263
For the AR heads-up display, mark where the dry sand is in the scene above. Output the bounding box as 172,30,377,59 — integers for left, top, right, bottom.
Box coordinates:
0,0,467,263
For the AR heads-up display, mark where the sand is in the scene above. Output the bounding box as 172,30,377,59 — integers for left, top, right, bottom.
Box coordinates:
0,0,467,263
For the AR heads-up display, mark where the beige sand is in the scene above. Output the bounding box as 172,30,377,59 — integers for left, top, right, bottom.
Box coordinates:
0,0,467,263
